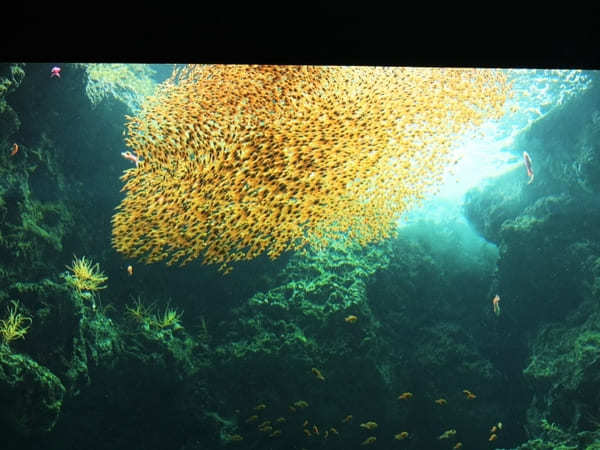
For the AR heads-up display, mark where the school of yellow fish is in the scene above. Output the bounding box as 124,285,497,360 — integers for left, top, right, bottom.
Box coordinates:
111,65,510,272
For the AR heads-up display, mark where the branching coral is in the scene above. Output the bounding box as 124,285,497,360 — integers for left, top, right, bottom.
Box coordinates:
111,65,510,272
0,300,32,345
64,255,108,292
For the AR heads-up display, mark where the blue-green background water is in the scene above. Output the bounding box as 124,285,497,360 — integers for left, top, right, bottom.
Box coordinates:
0,63,599,449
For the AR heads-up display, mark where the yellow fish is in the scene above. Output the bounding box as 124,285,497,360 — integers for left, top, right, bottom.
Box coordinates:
394,431,409,440
311,367,325,381
361,436,376,445
359,421,378,430
438,429,456,440
434,398,447,405
463,389,476,399
344,314,358,323
398,392,413,400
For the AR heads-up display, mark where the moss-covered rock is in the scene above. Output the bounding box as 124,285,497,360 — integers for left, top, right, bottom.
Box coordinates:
0,347,65,436
524,301,600,435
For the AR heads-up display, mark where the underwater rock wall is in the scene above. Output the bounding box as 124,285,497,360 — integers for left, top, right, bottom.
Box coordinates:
465,72,600,323
465,72,600,444
0,64,215,449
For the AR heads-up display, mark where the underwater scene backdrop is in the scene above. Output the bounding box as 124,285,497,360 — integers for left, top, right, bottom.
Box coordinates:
0,63,599,450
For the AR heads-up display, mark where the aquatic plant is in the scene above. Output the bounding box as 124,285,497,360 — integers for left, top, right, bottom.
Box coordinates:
125,297,184,332
64,255,108,293
125,296,155,326
152,304,183,329
112,65,510,272
0,300,32,346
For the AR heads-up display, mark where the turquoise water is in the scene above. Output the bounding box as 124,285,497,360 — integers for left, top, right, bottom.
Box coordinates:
0,63,599,449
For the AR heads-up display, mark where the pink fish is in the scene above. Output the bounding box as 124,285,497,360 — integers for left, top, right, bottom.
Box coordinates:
121,151,141,167
523,151,534,184
50,66,61,78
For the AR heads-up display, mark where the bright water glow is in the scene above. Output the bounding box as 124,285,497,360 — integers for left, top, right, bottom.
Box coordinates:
398,68,593,228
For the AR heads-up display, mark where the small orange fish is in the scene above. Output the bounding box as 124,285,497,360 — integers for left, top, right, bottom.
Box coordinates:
311,367,325,381
434,398,447,405
453,443,463,449
313,424,319,435
10,143,18,156
492,294,501,316
394,431,409,440
344,314,357,323
490,425,497,433
398,392,413,400
127,265,133,276
359,421,378,430
489,433,497,441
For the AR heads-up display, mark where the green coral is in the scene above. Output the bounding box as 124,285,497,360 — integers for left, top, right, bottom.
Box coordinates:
0,300,32,346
